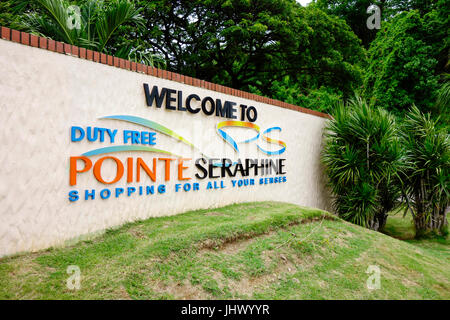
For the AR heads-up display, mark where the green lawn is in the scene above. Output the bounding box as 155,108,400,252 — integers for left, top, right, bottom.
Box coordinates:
0,202,448,299
383,208,450,261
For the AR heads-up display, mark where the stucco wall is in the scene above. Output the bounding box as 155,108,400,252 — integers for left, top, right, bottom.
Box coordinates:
0,38,331,257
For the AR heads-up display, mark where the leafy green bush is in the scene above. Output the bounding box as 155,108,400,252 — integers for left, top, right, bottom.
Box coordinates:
250,76,344,114
12,0,159,65
296,87,343,114
322,97,404,230
363,10,442,117
400,106,449,237
434,74,450,129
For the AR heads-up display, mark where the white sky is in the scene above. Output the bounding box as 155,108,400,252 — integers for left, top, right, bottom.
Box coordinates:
296,0,312,6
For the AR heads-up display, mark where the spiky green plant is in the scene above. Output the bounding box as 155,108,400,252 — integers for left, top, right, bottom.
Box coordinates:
435,73,450,129
400,105,449,238
14,0,159,65
322,96,404,230
436,81,450,110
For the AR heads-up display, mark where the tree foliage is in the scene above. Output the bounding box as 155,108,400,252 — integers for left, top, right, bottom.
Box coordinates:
136,0,364,97
317,0,383,47
322,97,404,230
400,106,449,237
1,0,448,117
363,11,443,117
251,76,343,114
317,0,444,46
6,0,158,64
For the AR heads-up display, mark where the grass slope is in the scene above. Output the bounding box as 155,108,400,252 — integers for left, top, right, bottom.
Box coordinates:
0,202,448,299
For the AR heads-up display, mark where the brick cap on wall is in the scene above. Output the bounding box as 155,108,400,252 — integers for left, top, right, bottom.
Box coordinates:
0,26,331,120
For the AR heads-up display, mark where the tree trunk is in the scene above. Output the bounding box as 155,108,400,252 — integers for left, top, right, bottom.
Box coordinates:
377,212,388,231
367,217,379,231
414,212,448,238
367,212,388,232
414,214,428,238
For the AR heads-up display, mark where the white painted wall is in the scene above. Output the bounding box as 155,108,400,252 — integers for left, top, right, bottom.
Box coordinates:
0,39,331,257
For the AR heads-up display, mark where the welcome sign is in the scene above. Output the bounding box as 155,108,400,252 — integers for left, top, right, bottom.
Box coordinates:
0,37,330,257
68,84,287,203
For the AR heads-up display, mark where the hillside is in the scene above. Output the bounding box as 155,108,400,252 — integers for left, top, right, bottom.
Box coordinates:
0,202,448,299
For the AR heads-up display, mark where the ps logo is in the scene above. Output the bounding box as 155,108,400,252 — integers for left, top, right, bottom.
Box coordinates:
217,121,286,156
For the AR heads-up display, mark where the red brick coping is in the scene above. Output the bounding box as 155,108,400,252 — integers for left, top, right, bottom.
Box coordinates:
1,26,330,119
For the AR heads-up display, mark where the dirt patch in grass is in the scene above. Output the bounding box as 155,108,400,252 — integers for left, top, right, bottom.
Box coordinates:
205,211,224,216
215,250,312,298
197,231,269,251
128,228,147,239
193,222,330,298
401,278,420,287
6,256,42,279
154,279,209,300
197,215,335,252
221,237,261,255
116,286,132,300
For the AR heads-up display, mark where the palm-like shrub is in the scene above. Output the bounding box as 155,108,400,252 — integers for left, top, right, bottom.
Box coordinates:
401,106,449,237
436,79,450,111
322,97,404,231
435,74,450,128
15,0,160,65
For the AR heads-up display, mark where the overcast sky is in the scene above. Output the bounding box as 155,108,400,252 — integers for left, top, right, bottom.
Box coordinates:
296,0,312,6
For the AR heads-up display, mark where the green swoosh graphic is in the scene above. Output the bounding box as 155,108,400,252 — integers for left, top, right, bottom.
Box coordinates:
101,115,197,149
82,146,181,157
